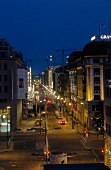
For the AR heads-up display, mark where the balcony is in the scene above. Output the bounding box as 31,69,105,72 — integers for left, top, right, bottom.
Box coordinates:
94,81,100,84
94,90,100,93
94,72,100,75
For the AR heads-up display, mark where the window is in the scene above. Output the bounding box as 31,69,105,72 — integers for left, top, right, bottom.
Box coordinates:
93,59,100,63
93,68,100,75
0,98,7,102
110,88,111,98
92,105,100,111
1,52,6,58
0,99,3,102
106,123,111,136
94,86,100,90
94,77,100,84
4,63,7,70
104,68,111,79
4,99,7,102
105,105,111,117
105,87,111,98
105,87,109,98
94,95,100,100
4,86,8,93
94,86,100,93
4,75,7,81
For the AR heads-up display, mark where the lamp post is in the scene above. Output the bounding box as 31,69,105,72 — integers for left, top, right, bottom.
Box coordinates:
43,111,48,162
35,99,38,117
35,91,39,117
60,97,63,115
63,100,66,116
7,114,8,148
6,106,10,149
81,102,84,126
39,100,42,134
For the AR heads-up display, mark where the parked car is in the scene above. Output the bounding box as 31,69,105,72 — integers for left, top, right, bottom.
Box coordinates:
35,119,42,126
55,111,59,117
28,109,34,113
28,113,34,117
56,115,62,119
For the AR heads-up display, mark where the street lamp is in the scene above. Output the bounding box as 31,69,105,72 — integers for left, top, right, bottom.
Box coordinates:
36,99,38,116
35,91,39,117
6,106,10,149
63,100,66,116
60,97,63,114
80,102,84,126
43,111,49,162
39,100,42,134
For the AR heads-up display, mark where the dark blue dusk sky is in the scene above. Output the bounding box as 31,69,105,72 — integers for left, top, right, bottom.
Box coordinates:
0,0,111,75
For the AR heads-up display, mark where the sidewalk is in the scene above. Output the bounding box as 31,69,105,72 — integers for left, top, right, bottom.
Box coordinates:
0,132,14,152
61,113,104,152
0,117,37,152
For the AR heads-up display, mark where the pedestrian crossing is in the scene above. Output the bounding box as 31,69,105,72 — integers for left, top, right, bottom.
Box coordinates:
36,141,45,149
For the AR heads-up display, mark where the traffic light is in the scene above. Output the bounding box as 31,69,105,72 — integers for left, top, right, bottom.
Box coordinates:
83,128,87,133
100,148,105,155
47,149,50,154
47,150,50,162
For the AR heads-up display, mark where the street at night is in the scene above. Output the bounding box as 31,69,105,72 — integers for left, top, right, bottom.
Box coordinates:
0,100,105,170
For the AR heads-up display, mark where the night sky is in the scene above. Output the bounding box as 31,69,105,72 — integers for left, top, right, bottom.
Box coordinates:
0,0,111,75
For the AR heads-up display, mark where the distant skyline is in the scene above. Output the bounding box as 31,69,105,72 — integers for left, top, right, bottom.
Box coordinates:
0,0,111,74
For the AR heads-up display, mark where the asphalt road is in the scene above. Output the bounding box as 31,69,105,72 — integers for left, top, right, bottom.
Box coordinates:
13,134,45,151
47,111,104,164
0,103,104,169
0,151,44,170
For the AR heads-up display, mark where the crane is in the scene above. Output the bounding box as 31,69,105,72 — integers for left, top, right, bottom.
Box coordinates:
25,57,54,69
55,48,74,66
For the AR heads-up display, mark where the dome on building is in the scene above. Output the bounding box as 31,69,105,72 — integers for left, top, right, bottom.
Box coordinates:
83,41,111,55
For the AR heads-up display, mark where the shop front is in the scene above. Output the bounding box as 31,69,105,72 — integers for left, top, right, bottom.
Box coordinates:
0,107,10,133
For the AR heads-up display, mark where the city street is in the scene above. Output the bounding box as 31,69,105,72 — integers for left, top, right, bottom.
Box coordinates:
0,102,104,169
47,109,104,163
0,151,44,170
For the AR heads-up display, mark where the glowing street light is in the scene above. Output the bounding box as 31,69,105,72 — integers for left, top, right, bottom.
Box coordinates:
6,106,11,149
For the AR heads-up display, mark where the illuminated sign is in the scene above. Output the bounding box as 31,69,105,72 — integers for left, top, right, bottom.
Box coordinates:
19,78,24,88
91,36,96,41
100,35,111,39
91,35,111,41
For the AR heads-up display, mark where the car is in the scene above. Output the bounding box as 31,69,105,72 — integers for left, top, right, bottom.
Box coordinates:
56,115,62,119
28,113,34,117
28,109,34,113
35,119,42,126
55,111,59,116
60,120,66,125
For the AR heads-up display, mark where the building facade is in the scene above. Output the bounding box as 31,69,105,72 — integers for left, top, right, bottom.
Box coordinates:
104,49,111,169
0,39,27,132
67,41,111,129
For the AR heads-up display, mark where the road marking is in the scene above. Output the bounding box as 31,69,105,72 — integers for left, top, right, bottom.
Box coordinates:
91,149,100,161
